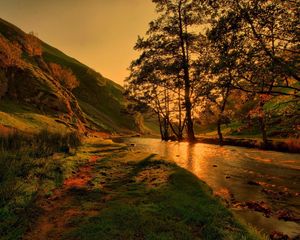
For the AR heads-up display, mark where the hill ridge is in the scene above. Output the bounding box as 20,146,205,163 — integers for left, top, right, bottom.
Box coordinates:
0,18,142,134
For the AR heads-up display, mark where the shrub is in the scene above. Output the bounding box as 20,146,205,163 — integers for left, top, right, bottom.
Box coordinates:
48,63,79,90
0,35,24,69
24,32,42,57
0,128,82,156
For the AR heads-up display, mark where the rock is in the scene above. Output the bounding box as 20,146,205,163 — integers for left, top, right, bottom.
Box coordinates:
235,201,272,217
261,188,292,200
225,176,231,179
247,180,260,186
270,231,289,240
276,209,298,221
213,165,218,167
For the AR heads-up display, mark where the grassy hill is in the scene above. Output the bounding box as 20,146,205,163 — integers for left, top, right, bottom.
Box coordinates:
0,18,146,134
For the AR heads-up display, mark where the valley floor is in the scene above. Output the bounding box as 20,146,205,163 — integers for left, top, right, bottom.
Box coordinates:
21,137,264,240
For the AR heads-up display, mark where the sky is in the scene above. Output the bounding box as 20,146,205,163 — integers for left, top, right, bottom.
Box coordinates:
0,0,156,85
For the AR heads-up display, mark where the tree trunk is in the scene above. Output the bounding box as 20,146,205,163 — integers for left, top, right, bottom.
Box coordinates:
163,117,169,141
185,100,195,141
217,84,231,146
178,1,195,142
217,119,223,146
157,112,164,141
177,88,183,141
259,116,268,148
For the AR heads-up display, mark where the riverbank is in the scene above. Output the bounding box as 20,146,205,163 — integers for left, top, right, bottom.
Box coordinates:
196,136,300,153
111,133,300,154
2,137,266,239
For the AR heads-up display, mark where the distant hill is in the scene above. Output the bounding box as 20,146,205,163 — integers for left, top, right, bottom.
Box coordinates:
0,18,152,134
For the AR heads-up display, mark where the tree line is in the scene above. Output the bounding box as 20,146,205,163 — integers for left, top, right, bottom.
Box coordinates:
125,0,299,144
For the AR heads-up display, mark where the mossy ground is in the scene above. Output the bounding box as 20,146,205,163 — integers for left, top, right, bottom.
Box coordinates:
20,138,265,240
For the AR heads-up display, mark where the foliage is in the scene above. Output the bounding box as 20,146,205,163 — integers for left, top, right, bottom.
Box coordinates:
0,35,24,69
208,0,300,97
48,62,79,90
24,32,42,57
126,0,299,142
126,0,207,141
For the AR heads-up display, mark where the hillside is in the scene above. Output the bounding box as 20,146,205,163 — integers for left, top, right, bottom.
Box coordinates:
0,18,144,134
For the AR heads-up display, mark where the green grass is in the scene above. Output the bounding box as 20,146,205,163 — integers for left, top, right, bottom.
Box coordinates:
0,129,81,156
0,130,83,240
0,152,86,240
61,148,264,240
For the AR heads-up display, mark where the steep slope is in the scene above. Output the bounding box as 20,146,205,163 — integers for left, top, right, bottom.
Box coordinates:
0,18,140,133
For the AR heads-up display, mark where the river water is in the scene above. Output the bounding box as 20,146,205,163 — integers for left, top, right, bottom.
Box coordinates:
114,137,300,237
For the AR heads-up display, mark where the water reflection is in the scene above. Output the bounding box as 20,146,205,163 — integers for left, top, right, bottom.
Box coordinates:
114,137,300,237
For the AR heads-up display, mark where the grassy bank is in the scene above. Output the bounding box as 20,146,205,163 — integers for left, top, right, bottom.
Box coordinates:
22,138,266,240
196,136,300,153
0,128,83,240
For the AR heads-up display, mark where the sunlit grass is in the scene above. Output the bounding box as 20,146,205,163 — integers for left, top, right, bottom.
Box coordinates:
0,99,69,133
62,148,265,240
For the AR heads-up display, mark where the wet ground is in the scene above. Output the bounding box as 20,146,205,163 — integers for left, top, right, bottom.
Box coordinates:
114,137,300,238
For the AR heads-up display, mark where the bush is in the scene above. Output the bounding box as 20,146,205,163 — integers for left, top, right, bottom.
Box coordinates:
24,32,42,57
0,35,24,68
48,63,79,90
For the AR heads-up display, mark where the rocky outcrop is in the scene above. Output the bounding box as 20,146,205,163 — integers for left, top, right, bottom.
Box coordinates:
2,65,86,132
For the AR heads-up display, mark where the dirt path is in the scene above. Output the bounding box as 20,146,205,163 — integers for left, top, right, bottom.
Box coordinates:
23,140,160,240
23,154,102,240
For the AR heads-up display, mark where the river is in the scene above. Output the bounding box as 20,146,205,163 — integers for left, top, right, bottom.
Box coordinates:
114,137,300,238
